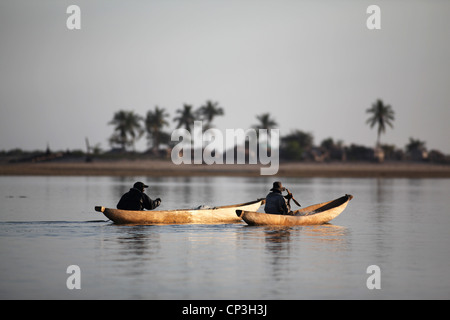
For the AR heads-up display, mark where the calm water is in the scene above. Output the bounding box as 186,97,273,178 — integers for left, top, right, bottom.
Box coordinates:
0,175,449,299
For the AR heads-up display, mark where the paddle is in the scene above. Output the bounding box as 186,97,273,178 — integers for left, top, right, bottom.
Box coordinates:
286,188,301,207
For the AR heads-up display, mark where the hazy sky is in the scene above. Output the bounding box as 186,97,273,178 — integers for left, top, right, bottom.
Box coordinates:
1,0,449,153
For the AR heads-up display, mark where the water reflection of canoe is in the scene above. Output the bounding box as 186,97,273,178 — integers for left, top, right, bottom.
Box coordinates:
95,199,265,225
237,194,353,226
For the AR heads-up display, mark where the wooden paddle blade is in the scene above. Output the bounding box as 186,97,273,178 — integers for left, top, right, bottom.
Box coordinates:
292,198,301,207
286,188,301,207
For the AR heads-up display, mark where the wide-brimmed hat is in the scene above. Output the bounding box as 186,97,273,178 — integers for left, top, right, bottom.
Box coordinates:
133,182,149,189
270,181,285,192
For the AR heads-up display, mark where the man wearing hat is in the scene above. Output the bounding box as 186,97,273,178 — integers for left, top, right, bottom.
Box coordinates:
264,181,293,215
117,181,161,211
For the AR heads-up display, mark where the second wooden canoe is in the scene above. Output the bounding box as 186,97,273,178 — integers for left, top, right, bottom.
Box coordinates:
95,199,265,225
236,194,353,226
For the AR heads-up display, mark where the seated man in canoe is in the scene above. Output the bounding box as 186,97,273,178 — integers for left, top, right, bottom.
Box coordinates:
264,181,294,215
117,181,161,211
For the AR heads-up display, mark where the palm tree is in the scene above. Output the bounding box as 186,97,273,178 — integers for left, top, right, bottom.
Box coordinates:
196,100,224,130
174,104,196,132
366,99,395,147
108,110,143,151
251,113,279,153
145,106,169,153
253,113,278,130
253,113,278,139
406,137,427,161
406,137,426,153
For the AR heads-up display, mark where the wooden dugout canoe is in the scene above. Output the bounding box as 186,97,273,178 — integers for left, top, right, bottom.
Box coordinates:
236,194,353,226
95,199,265,225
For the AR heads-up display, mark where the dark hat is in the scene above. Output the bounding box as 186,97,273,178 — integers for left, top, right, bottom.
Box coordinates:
270,181,285,192
133,182,149,189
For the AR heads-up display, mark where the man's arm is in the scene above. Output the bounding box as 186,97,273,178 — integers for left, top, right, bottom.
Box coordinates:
142,194,161,210
284,191,293,214
279,196,290,214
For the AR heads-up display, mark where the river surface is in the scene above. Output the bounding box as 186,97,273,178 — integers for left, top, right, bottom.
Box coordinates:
0,176,449,299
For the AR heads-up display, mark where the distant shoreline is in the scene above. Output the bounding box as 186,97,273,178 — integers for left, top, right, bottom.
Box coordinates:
1,160,450,178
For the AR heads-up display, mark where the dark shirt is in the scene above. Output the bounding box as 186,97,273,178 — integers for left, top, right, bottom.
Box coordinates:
264,190,290,214
117,188,160,211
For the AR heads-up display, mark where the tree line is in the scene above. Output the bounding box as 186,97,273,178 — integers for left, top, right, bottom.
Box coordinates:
105,99,449,164
2,99,447,164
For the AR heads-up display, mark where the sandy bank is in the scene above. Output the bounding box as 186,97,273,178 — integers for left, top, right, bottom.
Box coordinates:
1,160,450,178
